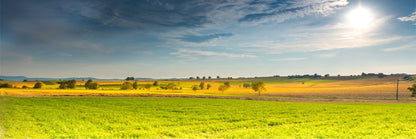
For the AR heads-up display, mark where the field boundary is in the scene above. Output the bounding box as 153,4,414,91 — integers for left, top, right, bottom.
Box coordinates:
4,92,416,103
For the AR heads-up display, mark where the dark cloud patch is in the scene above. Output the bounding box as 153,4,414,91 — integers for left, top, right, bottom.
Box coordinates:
179,33,233,43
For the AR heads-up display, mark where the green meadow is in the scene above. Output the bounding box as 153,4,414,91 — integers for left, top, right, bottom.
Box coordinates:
1,97,415,138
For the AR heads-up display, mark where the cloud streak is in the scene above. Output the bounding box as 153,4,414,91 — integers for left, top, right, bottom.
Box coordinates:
271,57,307,61
170,49,256,59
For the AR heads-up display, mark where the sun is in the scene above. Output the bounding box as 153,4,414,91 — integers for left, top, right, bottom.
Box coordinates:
347,8,372,28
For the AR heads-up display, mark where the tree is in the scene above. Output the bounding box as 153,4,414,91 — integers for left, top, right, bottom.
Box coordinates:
125,77,134,81
0,83,12,88
208,76,211,79
85,80,99,90
243,83,251,88
88,82,99,89
324,74,330,78
33,82,42,89
85,79,93,89
252,81,266,96
218,85,229,93
196,76,200,80
68,80,76,89
192,85,200,92
202,76,206,80
199,82,205,90
408,84,416,97
224,82,230,87
58,80,76,89
23,79,28,82
144,84,152,90
133,82,138,90
120,82,133,90
207,84,211,90
153,81,159,86
22,85,29,89
217,76,220,79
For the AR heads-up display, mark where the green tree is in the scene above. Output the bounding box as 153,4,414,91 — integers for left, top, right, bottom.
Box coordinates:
68,80,76,89
252,81,266,96
408,84,416,97
199,82,205,90
133,82,138,90
0,83,13,88
144,84,152,90
218,85,229,93
120,82,133,90
192,85,200,92
85,79,93,89
33,82,42,89
88,82,99,89
22,85,29,89
224,82,230,87
207,84,211,90
153,81,159,86
85,80,99,90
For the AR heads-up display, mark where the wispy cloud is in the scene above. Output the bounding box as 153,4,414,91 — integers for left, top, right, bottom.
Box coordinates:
239,0,349,24
318,52,337,58
382,43,416,51
271,57,306,61
178,33,233,43
170,49,256,59
398,9,416,23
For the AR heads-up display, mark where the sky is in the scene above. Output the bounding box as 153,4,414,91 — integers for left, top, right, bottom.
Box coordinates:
1,0,415,79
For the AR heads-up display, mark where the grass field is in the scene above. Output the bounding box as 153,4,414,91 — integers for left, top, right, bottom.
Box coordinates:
1,97,415,138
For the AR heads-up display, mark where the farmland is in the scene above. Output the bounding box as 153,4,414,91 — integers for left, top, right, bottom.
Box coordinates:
1,97,416,138
1,76,415,101
1,76,416,138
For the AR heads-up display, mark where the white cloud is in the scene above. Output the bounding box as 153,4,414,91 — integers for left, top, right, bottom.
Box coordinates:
398,9,416,22
271,57,307,61
170,49,256,59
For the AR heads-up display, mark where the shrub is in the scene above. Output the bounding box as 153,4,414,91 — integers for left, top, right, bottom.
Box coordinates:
207,84,211,90
144,84,152,90
0,83,13,88
33,82,42,89
166,83,176,90
192,85,200,92
22,85,29,89
199,82,205,90
408,84,416,97
133,82,138,90
224,82,230,87
218,85,229,93
120,82,133,90
243,83,251,88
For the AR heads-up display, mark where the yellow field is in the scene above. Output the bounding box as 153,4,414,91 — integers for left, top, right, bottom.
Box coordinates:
1,76,415,101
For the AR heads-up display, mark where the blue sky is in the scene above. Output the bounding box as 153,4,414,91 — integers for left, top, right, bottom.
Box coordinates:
1,0,415,78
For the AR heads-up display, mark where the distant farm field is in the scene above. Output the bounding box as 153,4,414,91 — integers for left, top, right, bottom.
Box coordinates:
1,76,415,101
1,97,415,138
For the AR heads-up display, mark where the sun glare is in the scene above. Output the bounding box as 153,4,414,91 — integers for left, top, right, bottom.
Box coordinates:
347,8,372,28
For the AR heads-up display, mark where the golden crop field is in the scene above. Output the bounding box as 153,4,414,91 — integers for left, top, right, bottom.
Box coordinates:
1,76,415,101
